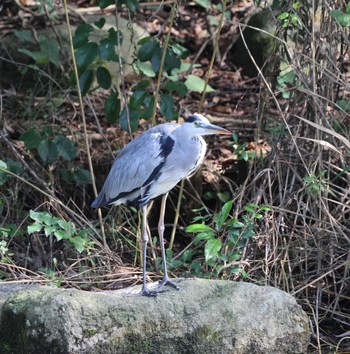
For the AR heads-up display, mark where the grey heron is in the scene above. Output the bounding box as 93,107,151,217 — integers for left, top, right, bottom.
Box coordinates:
92,113,230,296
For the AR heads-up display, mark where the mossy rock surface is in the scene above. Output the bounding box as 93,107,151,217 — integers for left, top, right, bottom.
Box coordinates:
0,279,309,354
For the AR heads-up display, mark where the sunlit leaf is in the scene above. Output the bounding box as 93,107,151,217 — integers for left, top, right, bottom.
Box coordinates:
27,223,43,234
186,224,213,233
185,75,215,93
204,238,222,263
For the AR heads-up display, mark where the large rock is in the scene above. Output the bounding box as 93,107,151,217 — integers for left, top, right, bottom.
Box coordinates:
0,279,309,354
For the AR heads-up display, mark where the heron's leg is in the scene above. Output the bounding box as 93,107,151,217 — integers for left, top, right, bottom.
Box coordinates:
158,193,180,291
140,204,157,297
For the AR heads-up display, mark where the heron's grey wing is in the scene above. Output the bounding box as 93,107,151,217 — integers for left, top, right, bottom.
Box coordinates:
92,123,179,208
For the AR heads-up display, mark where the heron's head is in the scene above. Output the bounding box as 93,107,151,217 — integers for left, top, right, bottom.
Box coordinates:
184,114,231,136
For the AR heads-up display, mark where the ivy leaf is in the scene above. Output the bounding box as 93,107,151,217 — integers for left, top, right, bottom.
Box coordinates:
164,81,188,97
171,43,189,59
137,37,159,62
20,129,43,149
79,70,94,96
96,66,112,89
99,38,118,61
125,0,139,12
27,223,43,234
160,94,177,120
104,91,121,124
99,0,115,9
204,238,222,263
73,169,92,186
119,108,139,132
141,96,155,120
37,140,58,164
73,24,95,48
75,42,99,70
164,48,181,74
94,17,106,29
54,136,77,161
107,28,123,46
134,61,156,77
185,75,215,93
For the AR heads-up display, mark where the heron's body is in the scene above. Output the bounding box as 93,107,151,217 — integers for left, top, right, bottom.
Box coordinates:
92,114,230,296
92,122,206,208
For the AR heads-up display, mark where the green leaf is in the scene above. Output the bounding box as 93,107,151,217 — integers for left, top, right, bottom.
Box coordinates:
120,108,139,132
164,81,188,97
137,37,159,62
96,66,112,89
140,96,155,120
164,49,181,74
185,75,215,93
0,160,7,169
130,90,147,110
150,47,162,73
54,136,77,161
194,0,211,9
186,224,213,233
37,35,60,67
99,0,115,9
54,230,68,241
17,48,49,65
105,91,121,124
336,100,350,112
29,210,43,222
73,169,92,185
99,38,119,61
171,43,189,59
14,30,35,43
125,0,139,12
107,28,123,46
73,24,95,48
134,61,156,77
193,232,215,243
79,70,94,96
204,238,222,263
37,140,58,164
20,129,43,149
94,17,106,29
215,200,233,229
75,42,99,70
0,161,8,186
160,94,177,121
70,237,87,253
27,223,43,234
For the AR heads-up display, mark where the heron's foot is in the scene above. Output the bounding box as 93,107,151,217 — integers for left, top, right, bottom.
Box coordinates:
140,286,159,297
158,277,181,291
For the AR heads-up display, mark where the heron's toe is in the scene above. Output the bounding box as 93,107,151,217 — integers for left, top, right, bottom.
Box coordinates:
158,278,181,291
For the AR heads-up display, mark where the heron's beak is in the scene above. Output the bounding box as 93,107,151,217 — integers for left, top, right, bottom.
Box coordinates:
201,123,231,135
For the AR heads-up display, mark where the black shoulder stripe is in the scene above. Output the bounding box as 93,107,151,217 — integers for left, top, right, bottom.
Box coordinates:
159,134,175,159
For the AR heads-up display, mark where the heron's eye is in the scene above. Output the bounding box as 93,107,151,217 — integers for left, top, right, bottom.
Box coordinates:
194,121,199,127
